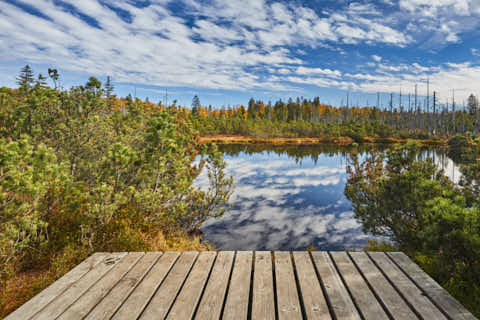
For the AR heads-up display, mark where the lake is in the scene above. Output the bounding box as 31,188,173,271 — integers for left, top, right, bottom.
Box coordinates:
196,144,460,251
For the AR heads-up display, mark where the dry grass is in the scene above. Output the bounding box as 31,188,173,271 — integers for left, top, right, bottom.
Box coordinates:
199,135,446,146
0,269,56,319
147,231,213,252
199,135,354,145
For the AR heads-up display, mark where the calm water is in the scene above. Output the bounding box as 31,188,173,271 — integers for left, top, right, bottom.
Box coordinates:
196,144,460,251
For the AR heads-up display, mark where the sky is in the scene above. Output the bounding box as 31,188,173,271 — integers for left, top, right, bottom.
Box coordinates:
1,0,480,108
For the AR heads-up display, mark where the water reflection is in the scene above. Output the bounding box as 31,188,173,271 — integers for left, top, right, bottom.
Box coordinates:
197,144,460,251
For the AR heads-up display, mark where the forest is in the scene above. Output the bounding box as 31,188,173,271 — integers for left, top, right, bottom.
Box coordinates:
192,95,480,141
0,66,479,317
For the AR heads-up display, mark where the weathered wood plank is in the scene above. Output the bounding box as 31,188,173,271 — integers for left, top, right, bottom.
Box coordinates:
166,251,216,320
388,252,477,320
58,252,145,320
274,252,302,320
368,252,448,320
292,252,331,320
5,252,108,320
111,251,180,320
85,252,163,320
9,251,475,320
222,251,253,320
310,251,361,320
31,252,128,320
252,251,276,320
139,251,198,320
349,252,418,320
330,252,389,320
194,251,235,320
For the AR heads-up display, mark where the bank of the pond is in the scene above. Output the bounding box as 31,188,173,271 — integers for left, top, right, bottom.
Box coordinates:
199,135,447,146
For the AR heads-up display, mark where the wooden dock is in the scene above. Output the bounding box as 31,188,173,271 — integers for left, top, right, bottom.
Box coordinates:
6,251,477,319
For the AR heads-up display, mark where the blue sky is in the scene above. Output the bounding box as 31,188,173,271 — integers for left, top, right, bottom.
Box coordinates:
1,0,480,108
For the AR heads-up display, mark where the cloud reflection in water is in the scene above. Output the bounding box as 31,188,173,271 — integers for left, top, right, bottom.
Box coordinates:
196,147,373,250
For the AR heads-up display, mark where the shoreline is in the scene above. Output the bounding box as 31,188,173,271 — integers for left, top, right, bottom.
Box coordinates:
198,135,447,146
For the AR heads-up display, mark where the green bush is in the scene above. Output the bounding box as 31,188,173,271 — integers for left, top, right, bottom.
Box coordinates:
0,76,233,286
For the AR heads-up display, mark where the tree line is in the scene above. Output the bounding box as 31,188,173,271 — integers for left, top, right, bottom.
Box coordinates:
190,92,480,139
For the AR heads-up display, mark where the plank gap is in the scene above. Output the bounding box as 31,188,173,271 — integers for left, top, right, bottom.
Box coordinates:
347,252,396,320
132,252,181,320
271,252,279,320
84,252,163,320
219,251,236,320
328,252,366,320
59,252,146,320
307,252,337,320
190,252,218,320
385,253,456,320
33,253,128,320
162,252,200,319
247,251,255,320
290,252,307,320
81,252,146,319
366,252,426,320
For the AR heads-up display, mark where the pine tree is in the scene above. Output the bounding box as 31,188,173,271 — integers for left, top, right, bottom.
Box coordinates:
192,95,201,115
247,98,255,119
16,65,35,89
105,76,115,98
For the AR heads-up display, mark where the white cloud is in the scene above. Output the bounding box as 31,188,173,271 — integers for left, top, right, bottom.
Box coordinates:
397,0,480,46
353,62,480,96
1,0,479,96
296,66,342,78
0,0,417,92
399,0,472,16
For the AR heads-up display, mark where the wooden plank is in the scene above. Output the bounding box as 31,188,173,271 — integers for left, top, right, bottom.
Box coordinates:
57,252,145,320
252,251,276,320
311,252,361,320
31,252,128,320
388,252,477,320
349,252,418,320
368,252,448,320
166,252,217,320
139,251,198,320
5,252,108,320
111,251,180,320
330,252,389,320
222,251,253,320
85,252,163,320
274,252,302,320
194,251,235,320
292,252,331,320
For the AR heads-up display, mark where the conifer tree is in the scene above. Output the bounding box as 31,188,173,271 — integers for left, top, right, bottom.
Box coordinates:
105,76,115,98
192,95,201,115
247,98,256,119
16,65,35,89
